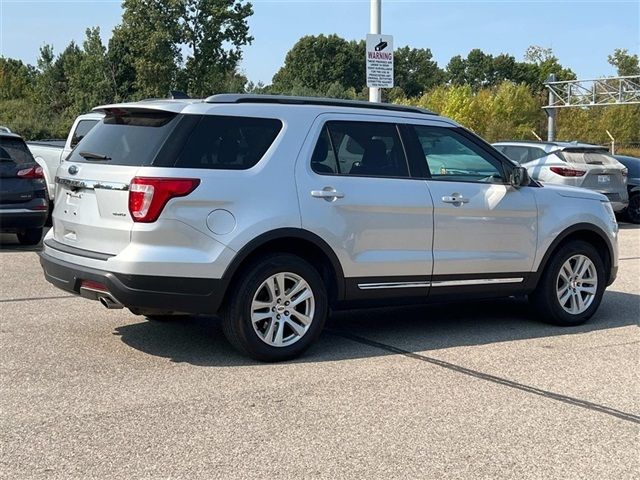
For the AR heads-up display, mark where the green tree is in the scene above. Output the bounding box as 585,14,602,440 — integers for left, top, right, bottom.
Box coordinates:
607,48,640,76
271,35,363,94
116,0,253,98
446,55,467,85
180,0,253,96
107,26,137,101
67,27,114,115
0,58,36,100
117,0,184,98
393,46,445,97
524,45,576,84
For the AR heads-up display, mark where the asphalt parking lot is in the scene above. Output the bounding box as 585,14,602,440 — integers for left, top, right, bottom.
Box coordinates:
1,226,638,479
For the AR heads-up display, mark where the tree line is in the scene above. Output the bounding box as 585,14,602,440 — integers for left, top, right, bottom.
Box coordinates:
1,0,638,153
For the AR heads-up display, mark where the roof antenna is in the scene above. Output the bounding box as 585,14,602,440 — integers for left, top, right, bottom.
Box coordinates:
169,90,190,100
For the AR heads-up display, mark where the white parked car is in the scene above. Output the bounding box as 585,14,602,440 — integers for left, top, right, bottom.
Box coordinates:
40,95,619,361
493,141,628,212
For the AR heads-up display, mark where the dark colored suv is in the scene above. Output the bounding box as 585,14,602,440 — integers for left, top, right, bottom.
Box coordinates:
0,132,48,245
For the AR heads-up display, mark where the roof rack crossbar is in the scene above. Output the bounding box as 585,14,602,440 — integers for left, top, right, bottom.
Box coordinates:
204,94,435,115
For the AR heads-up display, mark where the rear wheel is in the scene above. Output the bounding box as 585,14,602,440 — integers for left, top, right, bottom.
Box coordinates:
222,254,328,362
530,240,605,326
17,228,43,246
626,193,640,224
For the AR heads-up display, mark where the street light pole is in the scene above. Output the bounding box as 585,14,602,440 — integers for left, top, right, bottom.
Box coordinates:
369,0,381,103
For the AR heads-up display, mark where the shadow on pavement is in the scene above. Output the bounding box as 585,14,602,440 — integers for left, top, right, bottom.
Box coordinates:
113,290,640,367
0,231,46,253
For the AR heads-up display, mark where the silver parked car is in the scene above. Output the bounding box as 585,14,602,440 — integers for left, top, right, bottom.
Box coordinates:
492,141,628,212
40,95,619,361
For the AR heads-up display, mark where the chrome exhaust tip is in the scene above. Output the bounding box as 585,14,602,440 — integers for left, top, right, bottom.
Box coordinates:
99,295,123,310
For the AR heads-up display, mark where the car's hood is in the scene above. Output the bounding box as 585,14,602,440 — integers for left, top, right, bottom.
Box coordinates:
542,183,608,202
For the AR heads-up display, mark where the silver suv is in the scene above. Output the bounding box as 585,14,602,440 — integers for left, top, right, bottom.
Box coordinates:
40,95,619,361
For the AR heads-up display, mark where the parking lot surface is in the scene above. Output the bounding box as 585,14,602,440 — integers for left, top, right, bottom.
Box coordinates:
1,226,638,479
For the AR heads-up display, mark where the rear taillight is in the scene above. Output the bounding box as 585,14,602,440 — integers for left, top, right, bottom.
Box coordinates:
17,166,44,179
128,177,200,223
549,167,586,177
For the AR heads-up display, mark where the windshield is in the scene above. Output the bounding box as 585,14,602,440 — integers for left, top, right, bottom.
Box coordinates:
560,149,619,166
66,110,179,166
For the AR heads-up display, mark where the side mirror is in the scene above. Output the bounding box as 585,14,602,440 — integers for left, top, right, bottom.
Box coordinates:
510,166,530,187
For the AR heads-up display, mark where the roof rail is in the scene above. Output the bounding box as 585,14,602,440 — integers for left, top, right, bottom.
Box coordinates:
204,94,436,115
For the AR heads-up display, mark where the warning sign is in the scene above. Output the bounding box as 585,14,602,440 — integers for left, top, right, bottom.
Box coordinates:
366,34,394,88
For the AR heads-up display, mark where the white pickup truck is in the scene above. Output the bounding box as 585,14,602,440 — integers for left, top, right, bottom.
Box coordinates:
28,112,103,201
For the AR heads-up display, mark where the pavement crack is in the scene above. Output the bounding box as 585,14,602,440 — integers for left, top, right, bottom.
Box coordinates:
328,329,640,424
0,295,76,303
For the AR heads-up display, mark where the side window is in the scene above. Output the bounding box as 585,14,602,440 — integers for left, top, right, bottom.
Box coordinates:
527,147,548,161
174,116,282,170
502,146,531,164
410,126,504,183
70,120,99,148
320,121,409,178
311,127,339,174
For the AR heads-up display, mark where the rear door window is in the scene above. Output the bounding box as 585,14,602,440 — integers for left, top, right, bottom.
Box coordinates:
173,116,282,170
66,110,179,166
317,121,409,178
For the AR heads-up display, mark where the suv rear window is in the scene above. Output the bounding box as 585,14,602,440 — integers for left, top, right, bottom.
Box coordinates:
67,110,179,166
0,136,36,165
560,149,618,166
173,116,282,170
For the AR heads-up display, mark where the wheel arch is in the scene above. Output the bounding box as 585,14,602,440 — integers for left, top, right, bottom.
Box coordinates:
532,223,614,288
221,228,345,305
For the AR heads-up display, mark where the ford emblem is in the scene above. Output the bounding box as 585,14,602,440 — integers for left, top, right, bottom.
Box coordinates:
68,165,79,175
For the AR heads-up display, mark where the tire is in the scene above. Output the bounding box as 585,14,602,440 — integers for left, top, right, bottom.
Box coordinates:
626,193,640,224
17,228,43,246
529,240,606,326
221,254,328,362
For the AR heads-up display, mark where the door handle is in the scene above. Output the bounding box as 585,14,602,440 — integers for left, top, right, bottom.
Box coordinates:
442,194,470,205
311,187,344,201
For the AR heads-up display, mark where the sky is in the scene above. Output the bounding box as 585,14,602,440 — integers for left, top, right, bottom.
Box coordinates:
1,0,639,84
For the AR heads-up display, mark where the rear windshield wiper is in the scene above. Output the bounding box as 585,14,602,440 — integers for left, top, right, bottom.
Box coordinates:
79,151,111,161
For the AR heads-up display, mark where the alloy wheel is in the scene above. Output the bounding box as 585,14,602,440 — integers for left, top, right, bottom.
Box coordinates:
556,254,598,315
250,272,315,347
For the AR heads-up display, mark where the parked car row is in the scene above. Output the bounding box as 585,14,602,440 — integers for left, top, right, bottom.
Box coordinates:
493,140,638,224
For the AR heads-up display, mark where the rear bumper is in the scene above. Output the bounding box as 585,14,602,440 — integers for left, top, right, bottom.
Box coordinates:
40,252,228,314
0,209,47,231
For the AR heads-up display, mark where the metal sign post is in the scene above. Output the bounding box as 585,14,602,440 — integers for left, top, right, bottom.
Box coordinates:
369,0,382,103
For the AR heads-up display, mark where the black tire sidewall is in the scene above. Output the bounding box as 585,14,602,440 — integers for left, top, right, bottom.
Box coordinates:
535,240,606,326
627,193,640,224
17,228,43,246
223,254,328,361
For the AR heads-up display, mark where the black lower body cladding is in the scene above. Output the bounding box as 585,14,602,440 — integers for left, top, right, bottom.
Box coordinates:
40,252,228,314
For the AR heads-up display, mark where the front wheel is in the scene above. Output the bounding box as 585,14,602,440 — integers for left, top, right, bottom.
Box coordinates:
221,254,328,362
530,240,606,326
